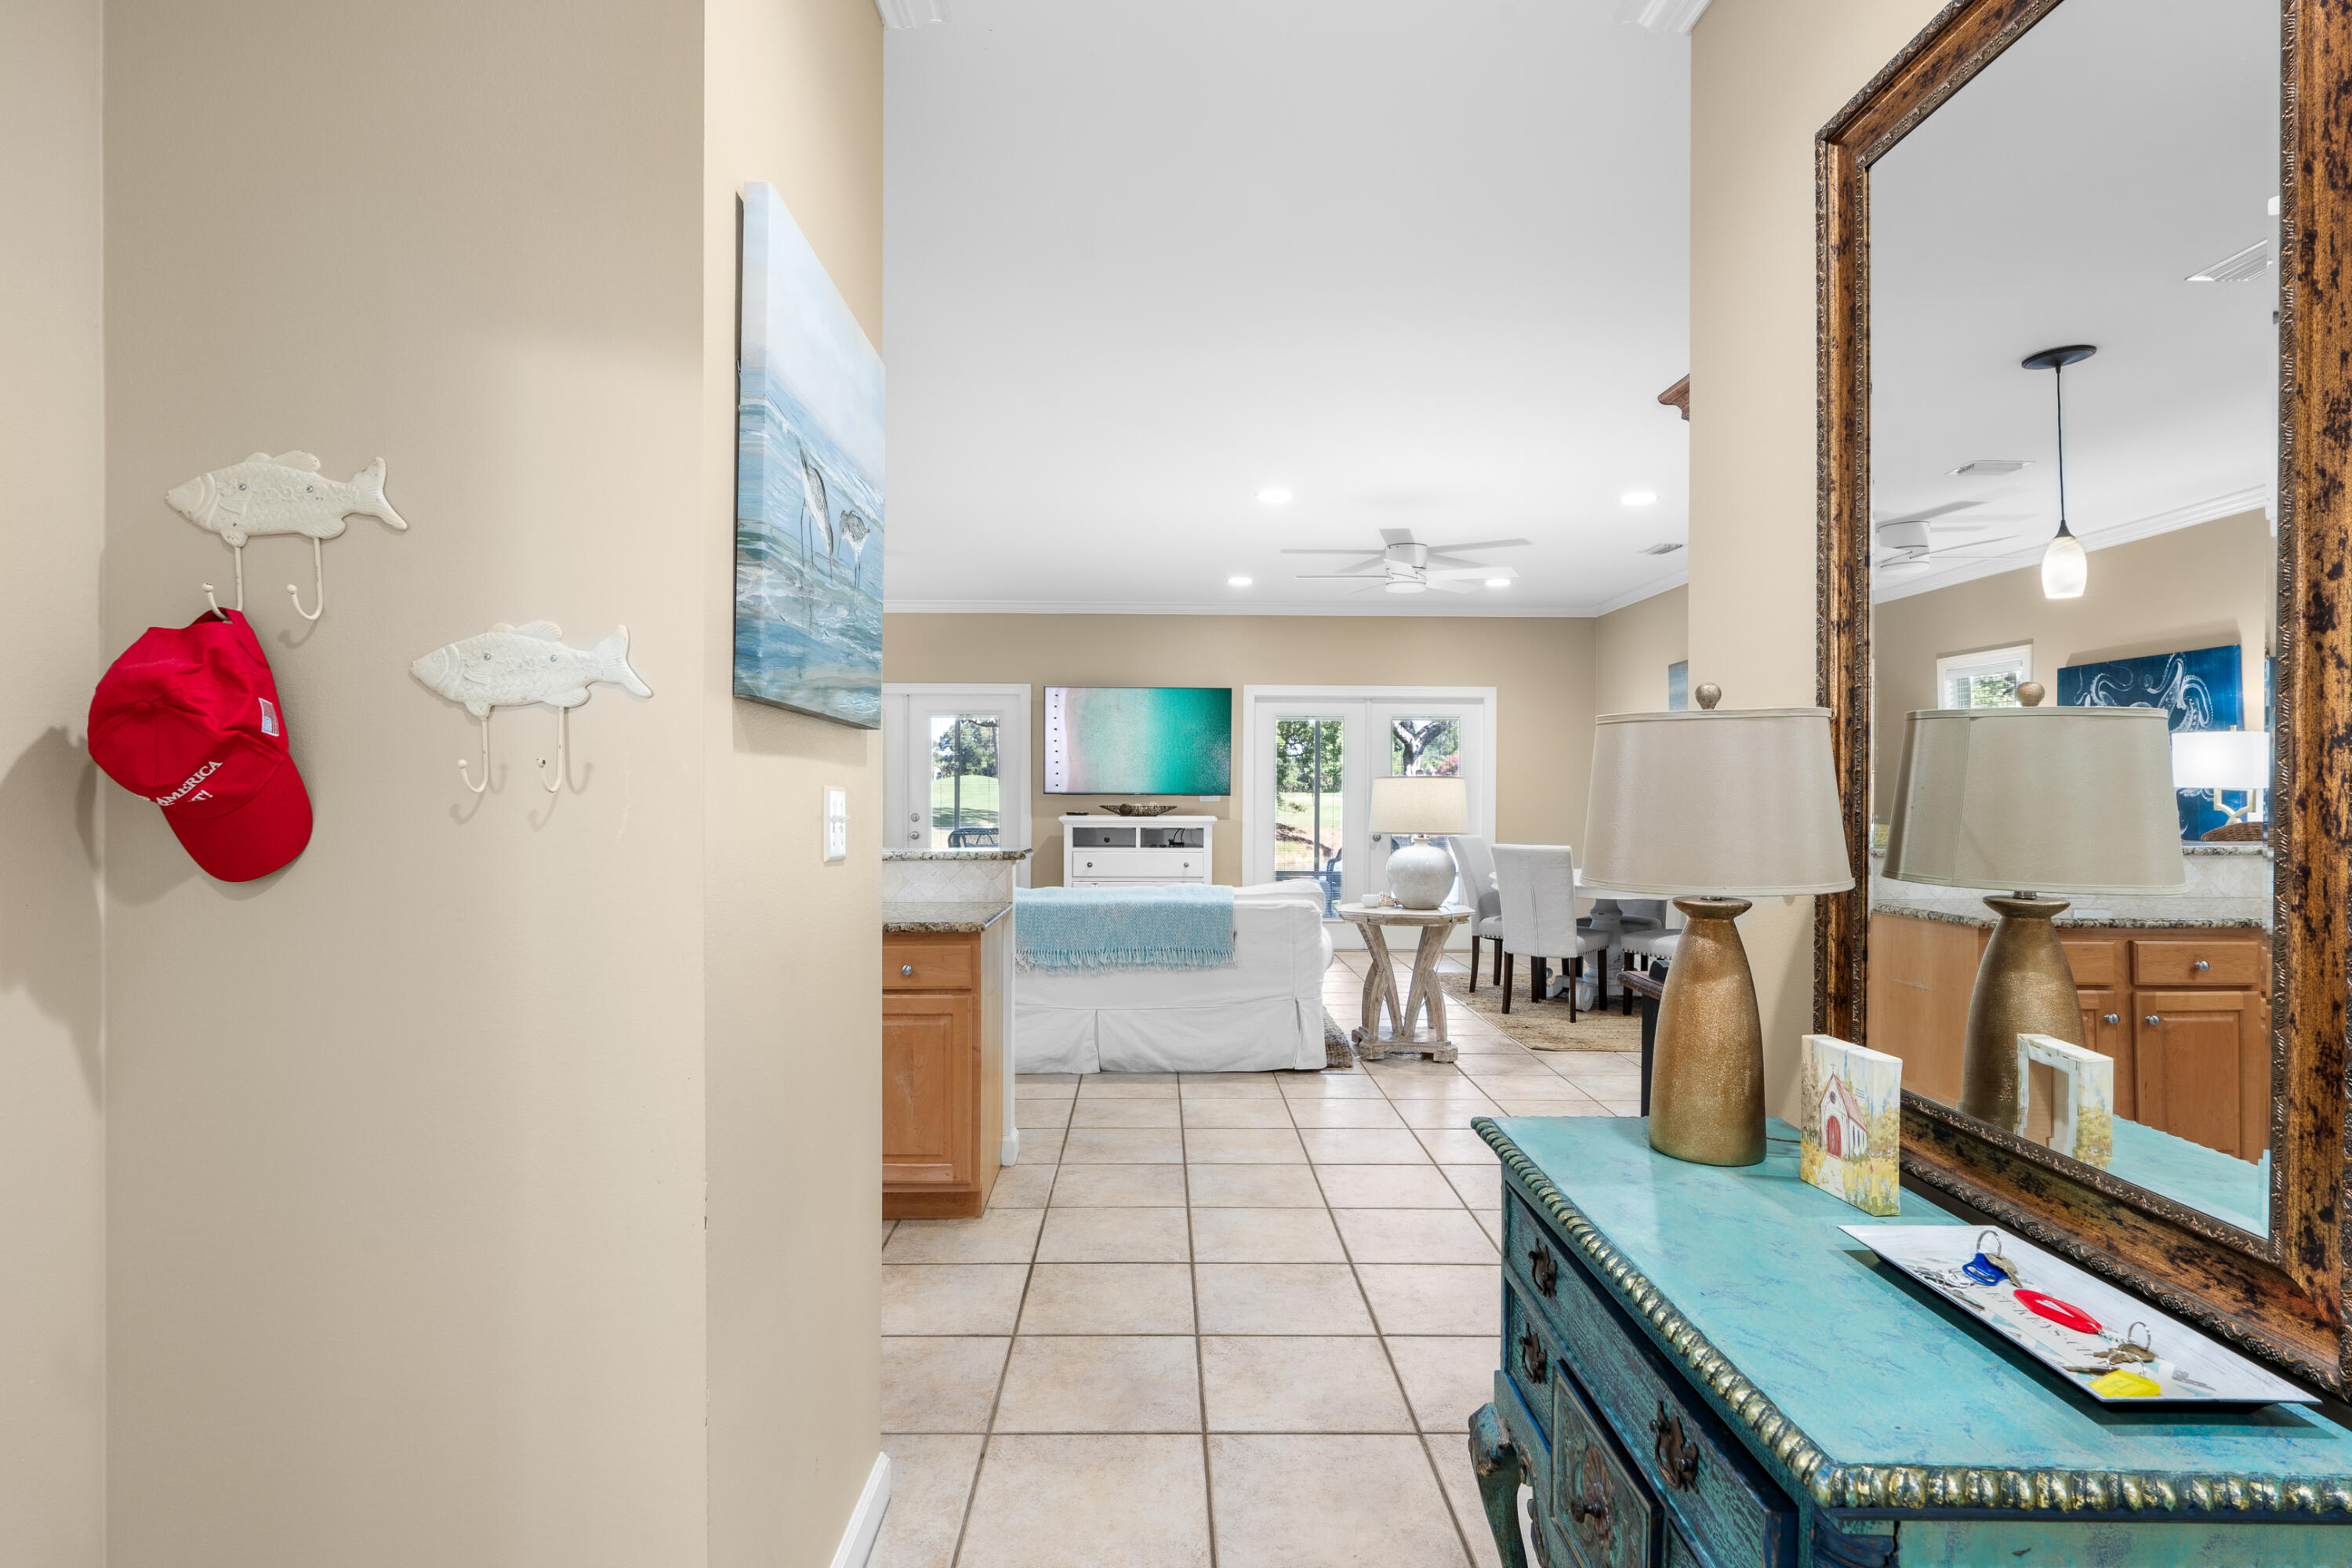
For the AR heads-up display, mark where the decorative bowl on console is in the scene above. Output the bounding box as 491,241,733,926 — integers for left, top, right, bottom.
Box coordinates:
1095,803,1180,817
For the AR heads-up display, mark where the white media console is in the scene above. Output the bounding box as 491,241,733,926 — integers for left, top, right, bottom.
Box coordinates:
1059,814,1217,887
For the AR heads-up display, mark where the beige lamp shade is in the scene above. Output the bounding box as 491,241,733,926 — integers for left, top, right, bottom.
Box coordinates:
1581,707,1855,897
1368,774,1469,837
1885,706,2185,894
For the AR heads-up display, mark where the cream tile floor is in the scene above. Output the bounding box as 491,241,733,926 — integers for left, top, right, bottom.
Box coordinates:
873,949,1639,1568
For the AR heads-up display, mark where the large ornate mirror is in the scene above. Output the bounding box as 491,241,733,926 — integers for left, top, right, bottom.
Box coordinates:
1818,0,2352,1388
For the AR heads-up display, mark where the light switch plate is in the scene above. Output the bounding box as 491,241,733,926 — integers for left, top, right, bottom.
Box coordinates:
823,786,848,862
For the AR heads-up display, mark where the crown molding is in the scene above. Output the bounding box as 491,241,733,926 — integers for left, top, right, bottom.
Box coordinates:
1870,485,2270,604
1586,564,1690,615
875,0,946,29
882,597,1600,619
1617,0,1713,36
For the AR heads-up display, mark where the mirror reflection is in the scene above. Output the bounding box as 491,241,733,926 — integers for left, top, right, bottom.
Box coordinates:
1864,0,2278,1235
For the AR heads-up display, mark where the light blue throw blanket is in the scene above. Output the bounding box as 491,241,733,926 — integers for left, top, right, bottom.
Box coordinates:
1014,885,1236,972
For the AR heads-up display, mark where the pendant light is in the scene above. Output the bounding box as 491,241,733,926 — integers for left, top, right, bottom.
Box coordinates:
2024,344,2096,599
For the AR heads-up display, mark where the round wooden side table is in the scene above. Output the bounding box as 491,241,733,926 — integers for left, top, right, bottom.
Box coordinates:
1335,902,1471,1062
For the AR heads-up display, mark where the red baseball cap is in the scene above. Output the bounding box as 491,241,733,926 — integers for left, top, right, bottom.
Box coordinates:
89,610,313,882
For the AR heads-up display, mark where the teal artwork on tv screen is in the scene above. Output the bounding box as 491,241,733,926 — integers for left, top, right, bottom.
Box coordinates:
1044,687,1233,795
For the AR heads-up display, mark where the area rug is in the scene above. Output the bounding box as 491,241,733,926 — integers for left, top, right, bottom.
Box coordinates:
1322,1007,1355,1069
1438,973,1640,1052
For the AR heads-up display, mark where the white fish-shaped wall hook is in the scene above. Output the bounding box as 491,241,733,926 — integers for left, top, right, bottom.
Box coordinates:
168,452,406,546
169,451,407,623
409,622,653,718
412,622,652,797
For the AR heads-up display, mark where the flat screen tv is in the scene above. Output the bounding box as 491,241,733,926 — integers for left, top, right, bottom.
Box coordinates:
1044,687,1232,795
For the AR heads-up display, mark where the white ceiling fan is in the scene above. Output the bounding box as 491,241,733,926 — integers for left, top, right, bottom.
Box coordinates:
1873,503,2029,576
1283,528,1532,594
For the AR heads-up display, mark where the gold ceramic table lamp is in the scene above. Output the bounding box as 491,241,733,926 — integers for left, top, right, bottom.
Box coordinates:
1884,685,2183,1130
1581,685,1854,1167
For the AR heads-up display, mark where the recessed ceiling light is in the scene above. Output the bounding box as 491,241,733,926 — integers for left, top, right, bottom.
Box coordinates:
1485,578,1511,589
1227,575,1253,587
1621,490,1658,507
1257,487,1292,505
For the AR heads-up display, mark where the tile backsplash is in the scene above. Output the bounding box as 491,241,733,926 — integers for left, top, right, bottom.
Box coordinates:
883,858,1017,905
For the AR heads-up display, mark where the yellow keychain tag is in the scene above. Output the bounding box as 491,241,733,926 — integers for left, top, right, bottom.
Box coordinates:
2088,1368,2162,1399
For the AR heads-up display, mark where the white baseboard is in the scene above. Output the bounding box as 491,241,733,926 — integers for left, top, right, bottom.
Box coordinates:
830,1452,892,1568
1001,1127,1022,1165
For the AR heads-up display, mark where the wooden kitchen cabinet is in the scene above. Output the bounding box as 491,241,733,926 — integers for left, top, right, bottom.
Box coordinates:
2075,988,2131,1118
2132,988,2267,1161
1867,913,2268,1160
882,922,1004,1219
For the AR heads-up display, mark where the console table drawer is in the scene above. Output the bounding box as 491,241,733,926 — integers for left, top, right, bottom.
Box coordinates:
1552,1367,1661,1568
1504,1190,1798,1568
1503,1283,1559,1450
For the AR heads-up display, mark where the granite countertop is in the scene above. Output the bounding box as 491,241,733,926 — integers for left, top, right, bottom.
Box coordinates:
1871,897,2268,931
882,848,1033,862
884,900,1013,932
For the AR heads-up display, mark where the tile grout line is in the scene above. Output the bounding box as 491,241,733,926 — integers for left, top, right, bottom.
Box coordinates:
1186,1120,1220,1568
943,1163,1052,1568
1356,1059,1482,1568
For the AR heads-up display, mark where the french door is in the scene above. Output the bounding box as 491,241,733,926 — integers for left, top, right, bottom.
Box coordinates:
1240,686,1496,931
881,684,1032,878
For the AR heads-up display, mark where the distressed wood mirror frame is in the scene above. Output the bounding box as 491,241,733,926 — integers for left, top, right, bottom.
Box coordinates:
1816,0,2352,1389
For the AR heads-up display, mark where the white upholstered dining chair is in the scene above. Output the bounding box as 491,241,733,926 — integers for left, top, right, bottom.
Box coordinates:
1445,835,1504,993
1490,843,1608,1019
1609,898,1677,1013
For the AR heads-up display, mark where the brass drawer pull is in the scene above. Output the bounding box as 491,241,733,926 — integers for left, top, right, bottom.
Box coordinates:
1517,1328,1548,1385
1651,1400,1701,1490
1569,1449,1614,1545
1526,1240,1559,1298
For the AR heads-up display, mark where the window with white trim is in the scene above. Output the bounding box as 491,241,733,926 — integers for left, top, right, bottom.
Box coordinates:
1935,644,2033,709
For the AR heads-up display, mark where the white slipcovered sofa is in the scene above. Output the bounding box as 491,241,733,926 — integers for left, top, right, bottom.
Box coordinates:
1014,883,1334,1074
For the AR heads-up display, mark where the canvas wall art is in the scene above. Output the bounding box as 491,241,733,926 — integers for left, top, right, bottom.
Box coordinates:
2055,644,2244,840
1798,1033,1901,1215
735,182,885,728
2014,1033,2114,1170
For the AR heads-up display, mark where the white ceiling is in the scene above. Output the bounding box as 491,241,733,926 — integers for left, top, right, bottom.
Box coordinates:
1868,0,2278,604
880,0,1692,616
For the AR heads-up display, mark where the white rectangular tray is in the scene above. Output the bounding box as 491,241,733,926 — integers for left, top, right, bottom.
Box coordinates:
1841,1224,2315,1406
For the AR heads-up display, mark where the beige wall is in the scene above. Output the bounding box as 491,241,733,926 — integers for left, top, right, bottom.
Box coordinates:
1690,0,1945,1118
1595,586,1689,716
98,2,880,1566
0,0,107,1563
1871,510,2274,817
702,2,884,1566
884,615,1597,887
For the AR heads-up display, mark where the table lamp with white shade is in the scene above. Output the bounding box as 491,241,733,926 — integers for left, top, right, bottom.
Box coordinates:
1884,684,2183,1130
1580,684,1854,1167
2172,729,2271,837
1370,775,1469,909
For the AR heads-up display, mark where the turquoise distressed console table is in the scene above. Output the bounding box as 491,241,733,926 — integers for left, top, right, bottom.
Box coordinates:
1468,1115,2352,1567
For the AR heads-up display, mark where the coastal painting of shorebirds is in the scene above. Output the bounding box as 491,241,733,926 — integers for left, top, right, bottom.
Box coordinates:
735,181,884,728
